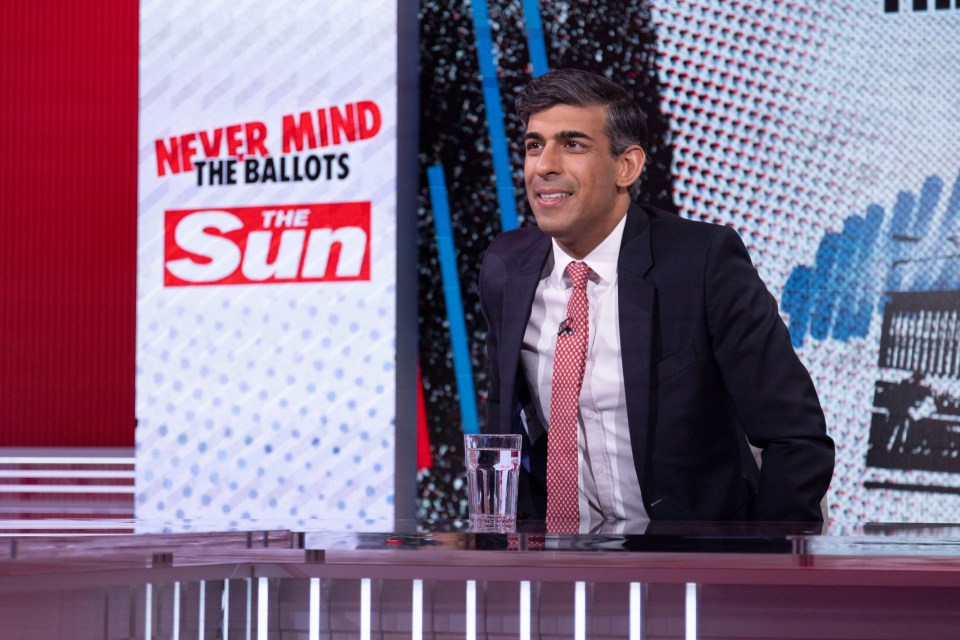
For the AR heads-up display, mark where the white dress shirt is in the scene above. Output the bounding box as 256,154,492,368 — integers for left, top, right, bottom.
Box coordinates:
520,215,649,529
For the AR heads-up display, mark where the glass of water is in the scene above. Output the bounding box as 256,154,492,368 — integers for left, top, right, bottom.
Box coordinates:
463,433,522,530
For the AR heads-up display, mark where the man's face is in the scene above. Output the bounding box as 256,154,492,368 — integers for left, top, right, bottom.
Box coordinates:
523,104,630,258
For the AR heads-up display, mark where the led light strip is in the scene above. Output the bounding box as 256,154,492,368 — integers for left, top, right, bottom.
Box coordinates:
0,470,135,478
198,580,206,640
361,578,372,640
0,520,134,530
173,582,181,640
465,580,476,640
520,581,531,640
258,578,268,640
222,580,230,640
145,584,153,640
412,579,423,640
0,457,134,465
0,485,135,493
575,581,586,640
686,582,698,640
309,578,320,640
0,504,133,514
245,578,252,640
630,582,642,640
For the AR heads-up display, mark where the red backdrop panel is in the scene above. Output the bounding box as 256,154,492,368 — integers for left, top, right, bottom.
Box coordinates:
0,1,137,446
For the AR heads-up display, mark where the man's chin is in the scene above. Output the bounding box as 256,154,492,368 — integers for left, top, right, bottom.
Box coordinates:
530,210,556,231
530,203,570,229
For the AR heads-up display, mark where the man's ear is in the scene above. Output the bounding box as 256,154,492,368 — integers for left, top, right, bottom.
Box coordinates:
616,146,646,189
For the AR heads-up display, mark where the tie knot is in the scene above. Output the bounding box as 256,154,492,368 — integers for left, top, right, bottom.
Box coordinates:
567,261,590,290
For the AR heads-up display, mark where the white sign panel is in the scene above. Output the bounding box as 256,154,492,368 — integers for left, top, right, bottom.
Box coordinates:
136,0,398,525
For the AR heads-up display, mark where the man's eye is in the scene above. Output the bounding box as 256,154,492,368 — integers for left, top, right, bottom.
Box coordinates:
565,140,583,149
525,142,542,152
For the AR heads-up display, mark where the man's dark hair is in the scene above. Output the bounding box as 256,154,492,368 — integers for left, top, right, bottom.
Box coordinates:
516,69,647,199
516,69,649,195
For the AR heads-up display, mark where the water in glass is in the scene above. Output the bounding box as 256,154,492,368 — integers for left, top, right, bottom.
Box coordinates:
465,446,520,526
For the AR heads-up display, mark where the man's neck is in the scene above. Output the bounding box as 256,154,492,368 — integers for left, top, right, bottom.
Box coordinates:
556,202,631,259
553,212,629,271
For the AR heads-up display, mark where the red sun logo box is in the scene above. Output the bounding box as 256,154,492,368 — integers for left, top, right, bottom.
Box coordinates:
163,202,371,287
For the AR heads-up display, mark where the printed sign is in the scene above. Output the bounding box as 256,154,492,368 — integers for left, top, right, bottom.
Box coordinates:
136,0,398,527
164,202,371,286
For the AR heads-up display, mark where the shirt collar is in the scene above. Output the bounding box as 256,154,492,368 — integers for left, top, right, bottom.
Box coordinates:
550,214,626,286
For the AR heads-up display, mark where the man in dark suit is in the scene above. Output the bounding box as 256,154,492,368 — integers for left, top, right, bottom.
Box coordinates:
479,69,834,525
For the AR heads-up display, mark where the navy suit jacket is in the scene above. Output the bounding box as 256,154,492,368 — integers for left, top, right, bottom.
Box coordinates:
478,204,835,521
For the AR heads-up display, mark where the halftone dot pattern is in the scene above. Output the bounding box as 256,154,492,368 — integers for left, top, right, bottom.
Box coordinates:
136,0,398,525
652,0,960,522
546,262,591,532
651,1,858,293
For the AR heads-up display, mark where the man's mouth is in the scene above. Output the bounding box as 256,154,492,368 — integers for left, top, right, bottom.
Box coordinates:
536,191,572,206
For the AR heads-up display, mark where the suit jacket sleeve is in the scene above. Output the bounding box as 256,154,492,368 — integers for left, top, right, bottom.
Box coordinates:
705,225,835,521
478,238,505,433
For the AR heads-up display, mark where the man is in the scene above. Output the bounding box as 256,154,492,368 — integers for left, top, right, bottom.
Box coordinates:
479,68,834,526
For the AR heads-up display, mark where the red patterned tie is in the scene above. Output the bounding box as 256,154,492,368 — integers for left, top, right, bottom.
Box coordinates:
546,261,591,532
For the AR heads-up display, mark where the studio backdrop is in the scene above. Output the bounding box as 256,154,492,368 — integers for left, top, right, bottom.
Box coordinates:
415,0,960,524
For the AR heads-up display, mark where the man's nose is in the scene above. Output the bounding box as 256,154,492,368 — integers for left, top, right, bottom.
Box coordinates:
534,144,562,176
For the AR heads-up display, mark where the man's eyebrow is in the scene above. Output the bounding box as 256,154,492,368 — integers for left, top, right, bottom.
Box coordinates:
523,130,595,142
555,129,594,141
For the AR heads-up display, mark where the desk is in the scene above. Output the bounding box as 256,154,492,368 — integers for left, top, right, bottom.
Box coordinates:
1,521,959,638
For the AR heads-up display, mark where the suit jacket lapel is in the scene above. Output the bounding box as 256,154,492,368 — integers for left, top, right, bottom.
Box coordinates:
618,205,656,492
499,232,551,432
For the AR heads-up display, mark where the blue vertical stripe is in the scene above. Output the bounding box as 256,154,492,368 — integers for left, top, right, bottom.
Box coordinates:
470,0,520,232
427,164,480,435
521,0,550,77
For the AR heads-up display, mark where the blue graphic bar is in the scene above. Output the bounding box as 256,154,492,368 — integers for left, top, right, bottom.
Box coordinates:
427,164,480,435
521,0,550,77
470,0,520,232
915,175,943,239
783,169,960,347
809,232,842,341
